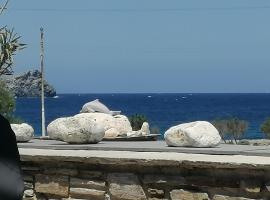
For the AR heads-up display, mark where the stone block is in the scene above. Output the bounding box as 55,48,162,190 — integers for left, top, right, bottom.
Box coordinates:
240,180,261,193
170,189,209,200
147,188,165,198
35,174,69,197
70,188,105,200
213,195,256,200
24,181,34,189
78,170,104,179
108,173,147,200
44,168,78,176
143,174,185,187
70,177,106,190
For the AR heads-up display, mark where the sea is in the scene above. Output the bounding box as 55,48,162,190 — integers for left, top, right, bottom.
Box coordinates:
14,93,270,139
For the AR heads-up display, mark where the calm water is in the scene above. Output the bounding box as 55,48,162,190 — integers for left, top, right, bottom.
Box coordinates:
14,93,270,139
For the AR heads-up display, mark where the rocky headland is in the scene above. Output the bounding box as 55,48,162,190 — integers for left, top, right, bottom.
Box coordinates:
3,70,56,97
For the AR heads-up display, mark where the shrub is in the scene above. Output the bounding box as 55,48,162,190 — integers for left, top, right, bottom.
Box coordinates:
261,118,270,139
129,114,148,131
212,118,248,144
227,118,248,144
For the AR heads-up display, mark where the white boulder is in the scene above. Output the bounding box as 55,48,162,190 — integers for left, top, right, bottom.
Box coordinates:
11,123,34,142
105,128,120,138
48,113,132,141
47,115,105,144
164,121,221,147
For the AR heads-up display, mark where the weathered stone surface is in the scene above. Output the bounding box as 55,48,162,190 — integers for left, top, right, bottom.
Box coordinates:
78,170,104,179
126,122,151,137
240,180,261,193
170,189,209,200
213,195,256,200
141,122,150,135
143,175,186,187
108,173,147,200
80,99,112,114
70,177,106,190
47,115,105,143
105,128,120,138
35,174,69,197
165,121,221,147
24,182,34,189
11,123,34,142
147,188,165,198
70,188,105,200
44,168,78,176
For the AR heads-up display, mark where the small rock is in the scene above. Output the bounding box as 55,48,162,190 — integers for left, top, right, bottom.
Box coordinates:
165,121,221,147
141,122,150,135
11,123,34,142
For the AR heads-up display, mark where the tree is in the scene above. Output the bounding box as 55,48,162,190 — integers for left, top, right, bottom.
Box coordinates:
0,0,25,76
129,114,148,131
227,118,248,144
0,0,25,122
261,118,270,139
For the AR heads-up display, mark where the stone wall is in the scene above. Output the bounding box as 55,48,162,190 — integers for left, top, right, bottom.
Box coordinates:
20,150,270,200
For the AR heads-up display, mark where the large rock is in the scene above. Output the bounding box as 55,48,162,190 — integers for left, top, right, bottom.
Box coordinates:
164,121,221,147
11,123,34,142
126,122,150,137
47,115,105,144
3,70,56,97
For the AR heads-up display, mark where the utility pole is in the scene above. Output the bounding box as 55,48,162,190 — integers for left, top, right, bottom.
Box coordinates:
40,27,46,137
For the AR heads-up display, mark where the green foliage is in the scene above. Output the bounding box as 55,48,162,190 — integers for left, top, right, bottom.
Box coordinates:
212,118,248,144
261,118,270,139
129,114,148,131
0,0,26,76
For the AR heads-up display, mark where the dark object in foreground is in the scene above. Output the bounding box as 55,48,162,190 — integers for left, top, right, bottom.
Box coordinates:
0,115,24,200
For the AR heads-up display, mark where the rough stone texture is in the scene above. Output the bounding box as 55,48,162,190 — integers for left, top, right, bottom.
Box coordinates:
141,122,150,135
240,180,261,193
74,113,132,138
11,123,34,142
70,177,106,190
105,128,120,138
143,175,186,187
35,174,69,197
70,188,105,200
108,173,147,200
147,188,165,198
170,189,209,200
47,115,105,143
126,122,151,137
3,70,56,97
212,195,256,200
165,121,221,147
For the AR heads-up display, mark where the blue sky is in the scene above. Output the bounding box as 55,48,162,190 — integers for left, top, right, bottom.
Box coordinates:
2,0,270,93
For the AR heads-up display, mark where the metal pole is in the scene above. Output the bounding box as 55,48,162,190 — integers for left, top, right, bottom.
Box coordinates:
40,27,46,137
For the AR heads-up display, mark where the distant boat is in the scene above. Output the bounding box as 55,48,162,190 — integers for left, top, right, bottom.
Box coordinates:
182,96,187,99
148,95,152,98
53,96,59,99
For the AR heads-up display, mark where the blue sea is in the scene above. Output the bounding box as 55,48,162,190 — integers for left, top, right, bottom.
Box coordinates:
14,93,270,139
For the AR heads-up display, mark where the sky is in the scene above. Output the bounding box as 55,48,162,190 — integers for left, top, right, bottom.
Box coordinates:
1,0,270,93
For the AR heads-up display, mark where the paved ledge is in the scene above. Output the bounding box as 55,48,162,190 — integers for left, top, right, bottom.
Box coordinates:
18,139,270,157
19,148,270,169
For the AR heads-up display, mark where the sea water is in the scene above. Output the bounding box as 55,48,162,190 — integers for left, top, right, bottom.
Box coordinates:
15,93,270,139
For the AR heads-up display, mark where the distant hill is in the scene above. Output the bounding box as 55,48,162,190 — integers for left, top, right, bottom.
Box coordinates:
3,70,56,97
